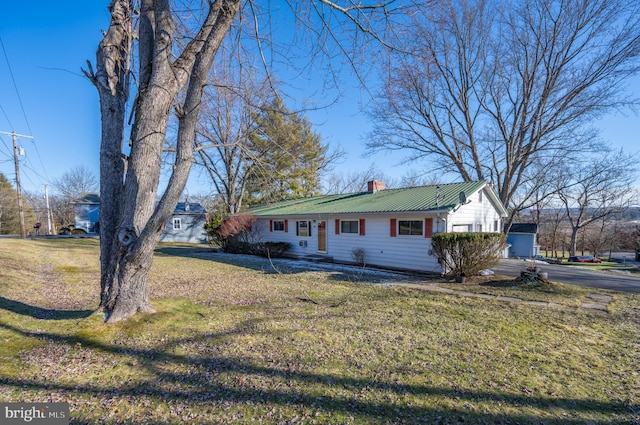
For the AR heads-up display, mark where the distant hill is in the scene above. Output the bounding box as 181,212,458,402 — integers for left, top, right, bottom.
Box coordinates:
536,207,640,223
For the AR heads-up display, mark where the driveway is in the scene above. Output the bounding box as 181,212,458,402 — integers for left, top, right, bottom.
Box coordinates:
494,259,640,293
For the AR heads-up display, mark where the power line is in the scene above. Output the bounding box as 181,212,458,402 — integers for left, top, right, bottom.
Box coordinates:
0,103,14,129
0,133,12,159
0,38,50,186
31,142,49,174
0,36,33,135
22,149,50,180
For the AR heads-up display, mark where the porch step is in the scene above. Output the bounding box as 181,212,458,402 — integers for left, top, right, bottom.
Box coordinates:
299,254,334,263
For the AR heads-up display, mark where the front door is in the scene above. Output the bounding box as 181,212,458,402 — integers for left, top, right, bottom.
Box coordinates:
317,221,327,252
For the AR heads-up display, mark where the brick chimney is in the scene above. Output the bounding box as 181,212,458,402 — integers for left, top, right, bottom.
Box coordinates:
367,180,385,193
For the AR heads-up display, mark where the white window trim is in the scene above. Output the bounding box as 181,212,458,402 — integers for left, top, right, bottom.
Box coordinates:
172,218,182,230
273,220,285,232
452,224,472,233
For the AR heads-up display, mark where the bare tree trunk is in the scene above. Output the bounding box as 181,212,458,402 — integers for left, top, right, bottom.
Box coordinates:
569,227,580,257
83,0,131,309
86,0,240,323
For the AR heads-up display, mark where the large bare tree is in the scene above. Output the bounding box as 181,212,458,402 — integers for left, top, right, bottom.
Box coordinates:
367,0,640,225
86,0,399,322
194,75,270,215
555,150,637,256
85,0,240,323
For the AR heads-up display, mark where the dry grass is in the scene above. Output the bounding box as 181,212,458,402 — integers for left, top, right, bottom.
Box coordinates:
439,274,598,307
0,238,638,424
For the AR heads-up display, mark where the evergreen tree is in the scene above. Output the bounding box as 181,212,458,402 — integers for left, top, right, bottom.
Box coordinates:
0,172,36,235
0,173,20,234
245,97,330,204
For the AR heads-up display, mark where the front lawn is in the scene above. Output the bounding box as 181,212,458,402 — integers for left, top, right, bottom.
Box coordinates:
0,239,638,424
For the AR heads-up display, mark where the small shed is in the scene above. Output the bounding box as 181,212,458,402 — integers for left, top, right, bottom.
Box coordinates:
159,202,209,244
505,223,539,258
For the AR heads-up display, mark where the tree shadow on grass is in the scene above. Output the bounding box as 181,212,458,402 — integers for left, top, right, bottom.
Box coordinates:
155,245,410,284
0,320,635,425
154,245,217,260
0,296,94,320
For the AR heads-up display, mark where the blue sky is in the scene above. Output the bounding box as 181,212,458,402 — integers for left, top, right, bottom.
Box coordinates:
1,1,639,198
0,1,397,197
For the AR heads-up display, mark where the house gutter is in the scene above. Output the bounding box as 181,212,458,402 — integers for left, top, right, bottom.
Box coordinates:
251,208,456,219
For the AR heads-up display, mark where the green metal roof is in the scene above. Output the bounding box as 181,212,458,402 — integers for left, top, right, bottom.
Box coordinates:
249,181,503,217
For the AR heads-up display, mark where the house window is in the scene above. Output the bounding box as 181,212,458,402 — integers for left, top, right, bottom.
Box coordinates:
452,224,472,232
494,220,499,232
273,220,285,231
341,220,359,234
296,221,311,237
398,220,423,236
476,224,483,232
173,218,182,230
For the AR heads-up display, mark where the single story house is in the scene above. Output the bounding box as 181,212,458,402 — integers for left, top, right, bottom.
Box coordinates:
504,223,539,259
249,180,508,273
73,193,209,244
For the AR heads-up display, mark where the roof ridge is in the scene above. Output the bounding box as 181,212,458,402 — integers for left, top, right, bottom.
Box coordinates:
339,179,488,196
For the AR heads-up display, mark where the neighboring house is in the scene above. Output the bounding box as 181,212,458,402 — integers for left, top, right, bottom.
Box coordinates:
504,223,539,259
73,194,208,244
72,193,100,233
160,202,209,244
249,180,508,273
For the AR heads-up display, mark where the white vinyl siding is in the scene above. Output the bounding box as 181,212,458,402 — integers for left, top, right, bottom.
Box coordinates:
255,216,440,273
328,216,438,272
447,189,504,234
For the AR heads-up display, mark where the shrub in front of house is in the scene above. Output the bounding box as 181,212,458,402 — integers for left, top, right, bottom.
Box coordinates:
223,240,291,258
215,213,290,258
351,247,366,266
204,213,225,246
432,232,506,277
258,242,292,258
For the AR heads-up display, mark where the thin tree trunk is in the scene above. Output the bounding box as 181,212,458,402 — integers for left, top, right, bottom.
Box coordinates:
82,0,132,309
569,227,579,257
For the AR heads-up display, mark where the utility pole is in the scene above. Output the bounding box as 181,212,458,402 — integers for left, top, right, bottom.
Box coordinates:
0,130,34,238
44,184,53,235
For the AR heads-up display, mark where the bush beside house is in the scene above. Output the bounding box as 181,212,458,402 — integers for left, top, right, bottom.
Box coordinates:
432,232,506,277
